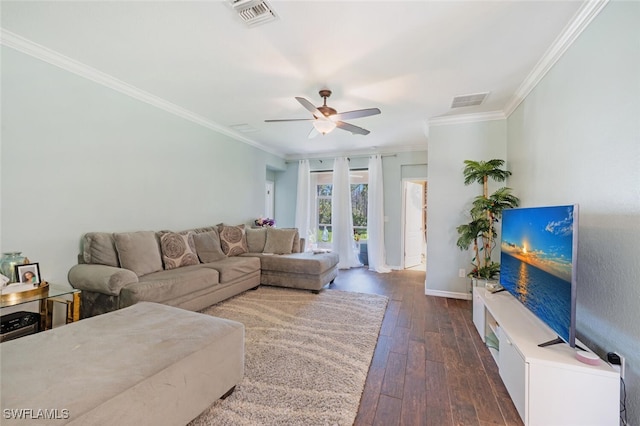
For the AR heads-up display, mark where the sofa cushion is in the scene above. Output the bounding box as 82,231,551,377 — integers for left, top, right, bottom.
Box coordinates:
200,257,261,284
263,228,297,254
217,224,249,256
160,232,199,270
83,232,119,267
246,228,267,253
127,266,220,304
113,231,163,277
193,230,226,263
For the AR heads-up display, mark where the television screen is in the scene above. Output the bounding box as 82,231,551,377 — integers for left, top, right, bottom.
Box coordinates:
499,205,578,348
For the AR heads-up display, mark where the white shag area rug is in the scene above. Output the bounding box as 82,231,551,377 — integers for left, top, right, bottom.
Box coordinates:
189,286,388,426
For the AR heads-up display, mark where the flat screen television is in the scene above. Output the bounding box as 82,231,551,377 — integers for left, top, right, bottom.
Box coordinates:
499,204,578,348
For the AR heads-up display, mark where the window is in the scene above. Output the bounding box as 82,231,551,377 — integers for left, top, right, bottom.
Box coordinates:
311,170,368,245
317,183,332,242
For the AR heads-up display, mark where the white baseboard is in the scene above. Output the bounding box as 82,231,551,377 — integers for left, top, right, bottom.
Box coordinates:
425,288,472,300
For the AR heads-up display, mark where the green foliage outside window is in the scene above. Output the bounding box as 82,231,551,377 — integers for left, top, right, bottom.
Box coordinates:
316,183,368,242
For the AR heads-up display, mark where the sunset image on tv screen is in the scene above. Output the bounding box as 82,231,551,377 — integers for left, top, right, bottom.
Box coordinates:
500,205,575,343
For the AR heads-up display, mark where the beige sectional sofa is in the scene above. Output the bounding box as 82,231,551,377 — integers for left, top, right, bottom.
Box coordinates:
68,224,339,318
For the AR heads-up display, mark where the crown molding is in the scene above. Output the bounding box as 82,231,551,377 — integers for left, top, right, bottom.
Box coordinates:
428,0,608,126
0,28,286,158
2,0,607,156
503,0,609,117
428,110,506,127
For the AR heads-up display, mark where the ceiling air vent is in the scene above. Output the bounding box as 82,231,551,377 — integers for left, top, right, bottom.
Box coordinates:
451,92,489,108
228,0,278,28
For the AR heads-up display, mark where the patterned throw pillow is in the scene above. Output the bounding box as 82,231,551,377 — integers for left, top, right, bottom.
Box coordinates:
217,224,249,256
160,231,199,270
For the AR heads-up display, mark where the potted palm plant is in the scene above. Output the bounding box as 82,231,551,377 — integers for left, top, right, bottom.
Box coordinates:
456,159,519,284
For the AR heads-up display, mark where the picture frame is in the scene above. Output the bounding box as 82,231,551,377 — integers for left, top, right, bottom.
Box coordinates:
16,263,41,285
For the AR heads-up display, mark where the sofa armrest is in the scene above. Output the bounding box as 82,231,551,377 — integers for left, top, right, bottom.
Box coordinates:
68,264,138,296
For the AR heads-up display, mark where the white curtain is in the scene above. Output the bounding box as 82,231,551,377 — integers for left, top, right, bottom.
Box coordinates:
367,155,391,273
294,159,311,252
332,157,361,269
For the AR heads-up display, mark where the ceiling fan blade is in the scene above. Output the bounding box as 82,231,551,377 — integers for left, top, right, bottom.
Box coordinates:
265,118,314,122
336,121,370,135
331,108,381,121
295,97,328,120
308,127,320,139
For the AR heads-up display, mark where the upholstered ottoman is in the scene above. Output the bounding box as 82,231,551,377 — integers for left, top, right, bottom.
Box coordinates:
0,302,244,425
258,251,339,292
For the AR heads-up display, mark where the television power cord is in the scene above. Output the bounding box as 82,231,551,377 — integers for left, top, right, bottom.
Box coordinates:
619,377,627,426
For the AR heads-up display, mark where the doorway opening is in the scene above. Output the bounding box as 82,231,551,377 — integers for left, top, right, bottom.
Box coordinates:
402,179,427,271
265,181,274,219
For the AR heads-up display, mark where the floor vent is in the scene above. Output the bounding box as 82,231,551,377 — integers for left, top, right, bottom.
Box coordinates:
451,92,489,108
228,0,278,28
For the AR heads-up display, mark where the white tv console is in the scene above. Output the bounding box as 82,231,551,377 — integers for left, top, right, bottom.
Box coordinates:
472,286,620,426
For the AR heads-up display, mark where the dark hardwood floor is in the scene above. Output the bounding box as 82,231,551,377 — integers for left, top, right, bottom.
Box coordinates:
330,267,523,426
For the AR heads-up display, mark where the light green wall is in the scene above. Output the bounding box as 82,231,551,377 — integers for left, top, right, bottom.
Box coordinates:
426,120,507,297
401,164,427,180
382,152,427,267
507,1,640,420
0,47,285,283
266,170,277,181
273,162,298,228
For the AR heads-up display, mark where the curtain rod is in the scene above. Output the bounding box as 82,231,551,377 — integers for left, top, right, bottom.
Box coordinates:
286,154,396,164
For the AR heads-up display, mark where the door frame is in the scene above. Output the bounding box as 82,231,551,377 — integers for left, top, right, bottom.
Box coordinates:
401,177,427,269
265,180,275,219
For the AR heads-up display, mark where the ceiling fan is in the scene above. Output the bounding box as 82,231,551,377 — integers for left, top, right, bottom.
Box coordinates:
265,89,381,138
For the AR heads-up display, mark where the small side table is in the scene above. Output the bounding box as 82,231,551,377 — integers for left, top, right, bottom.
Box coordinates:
45,293,81,330
1,283,81,332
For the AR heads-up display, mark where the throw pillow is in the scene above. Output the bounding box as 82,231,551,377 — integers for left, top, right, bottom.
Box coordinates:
82,232,120,267
193,230,227,263
263,228,297,254
188,225,217,234
113,231,163,277
217,224,249,256
246,227,267,253
291,228,300,253
160,231,199,270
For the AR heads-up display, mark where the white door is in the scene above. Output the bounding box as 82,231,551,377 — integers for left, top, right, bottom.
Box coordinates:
404,181,424,269
265,181,274,219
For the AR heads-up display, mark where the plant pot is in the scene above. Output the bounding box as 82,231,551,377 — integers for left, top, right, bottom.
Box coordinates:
471,277,487,288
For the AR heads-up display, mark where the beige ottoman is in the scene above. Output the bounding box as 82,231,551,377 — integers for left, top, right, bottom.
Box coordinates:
258,251,339,292
0,302,244,425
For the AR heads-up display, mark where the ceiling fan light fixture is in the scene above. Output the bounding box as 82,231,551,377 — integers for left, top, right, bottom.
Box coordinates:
312,119,336,135
266,89,380,136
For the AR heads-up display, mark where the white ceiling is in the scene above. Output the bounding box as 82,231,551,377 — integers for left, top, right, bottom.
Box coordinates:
1,1,590,159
